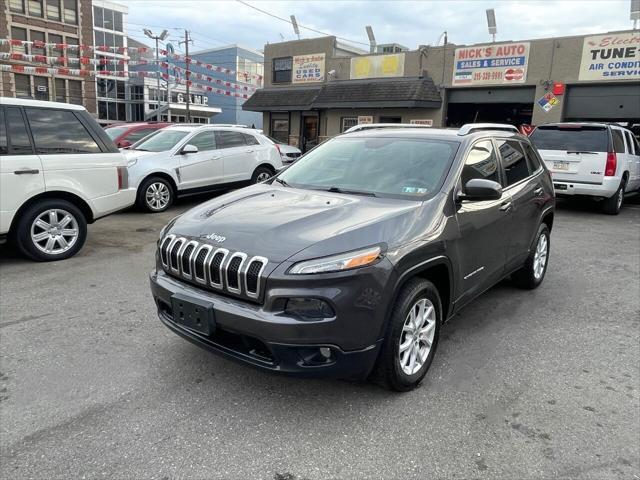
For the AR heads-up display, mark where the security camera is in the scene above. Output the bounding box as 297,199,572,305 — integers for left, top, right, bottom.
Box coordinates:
328,69,336,76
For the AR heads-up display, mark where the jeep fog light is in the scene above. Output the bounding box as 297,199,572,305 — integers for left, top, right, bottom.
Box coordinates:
285,298,335,319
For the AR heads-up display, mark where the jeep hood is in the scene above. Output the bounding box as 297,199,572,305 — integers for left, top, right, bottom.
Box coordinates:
167,184,441,263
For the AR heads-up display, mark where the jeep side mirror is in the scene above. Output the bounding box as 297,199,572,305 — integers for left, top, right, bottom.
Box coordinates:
459,179,503,201
181,144,198,154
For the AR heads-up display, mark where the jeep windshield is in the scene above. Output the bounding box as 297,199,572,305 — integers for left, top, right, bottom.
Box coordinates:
276,136,459,199
131,129,190,152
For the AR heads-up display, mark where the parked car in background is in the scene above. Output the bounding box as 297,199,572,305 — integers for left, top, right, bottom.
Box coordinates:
264,135,302,165
125,125,284,212
0,98,136,261
151,124,554,391
530,123,640,215
104,122,171,148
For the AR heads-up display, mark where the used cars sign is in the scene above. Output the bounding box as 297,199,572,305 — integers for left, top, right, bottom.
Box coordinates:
578,33,640,81
452,42,530,86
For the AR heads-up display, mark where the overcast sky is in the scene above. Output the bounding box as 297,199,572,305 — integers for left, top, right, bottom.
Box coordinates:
112,0,634,54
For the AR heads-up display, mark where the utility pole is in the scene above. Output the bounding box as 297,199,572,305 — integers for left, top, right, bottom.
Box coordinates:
179,30,193,123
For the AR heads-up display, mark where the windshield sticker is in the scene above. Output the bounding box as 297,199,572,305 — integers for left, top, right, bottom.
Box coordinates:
402,187,428,194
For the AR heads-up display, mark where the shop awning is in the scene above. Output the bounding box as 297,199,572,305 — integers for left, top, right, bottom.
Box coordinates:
312,77,442,109
243,76,442,111
242,87,322,111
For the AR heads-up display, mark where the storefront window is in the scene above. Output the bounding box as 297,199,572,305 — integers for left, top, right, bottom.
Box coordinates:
270,116,289,143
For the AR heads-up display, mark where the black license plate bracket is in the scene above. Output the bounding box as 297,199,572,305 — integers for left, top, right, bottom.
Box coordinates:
171,293,215,336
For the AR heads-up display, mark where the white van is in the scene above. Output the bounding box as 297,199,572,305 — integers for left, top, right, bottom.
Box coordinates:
530,123,640,214
0,98,136,261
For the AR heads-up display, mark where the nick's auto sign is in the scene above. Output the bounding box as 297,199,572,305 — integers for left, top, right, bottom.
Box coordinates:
452,42,530,86
578,33,640,81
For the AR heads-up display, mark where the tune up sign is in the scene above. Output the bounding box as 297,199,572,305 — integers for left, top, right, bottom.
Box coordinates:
452,42,530,86
578,33,640,81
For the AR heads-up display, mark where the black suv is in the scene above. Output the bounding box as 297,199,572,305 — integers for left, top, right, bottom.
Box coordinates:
150,124,555,391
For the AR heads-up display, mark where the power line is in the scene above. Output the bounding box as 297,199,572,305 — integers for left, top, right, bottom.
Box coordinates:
234,0,370,47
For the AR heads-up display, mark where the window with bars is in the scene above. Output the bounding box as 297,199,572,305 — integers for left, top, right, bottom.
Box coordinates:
341,117,358,133
273,57,292,83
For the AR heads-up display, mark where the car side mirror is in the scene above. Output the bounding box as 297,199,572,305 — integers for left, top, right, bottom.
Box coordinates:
459,179,503,201
181,144,198,154
118,139,132,148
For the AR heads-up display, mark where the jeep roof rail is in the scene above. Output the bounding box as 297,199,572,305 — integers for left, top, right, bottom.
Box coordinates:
345,123,432,133
458,123,519,136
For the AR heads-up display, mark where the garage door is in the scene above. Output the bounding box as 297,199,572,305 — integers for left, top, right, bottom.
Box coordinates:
564,84,640,120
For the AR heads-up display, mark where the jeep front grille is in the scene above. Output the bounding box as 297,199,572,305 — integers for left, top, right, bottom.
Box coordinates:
160,235,268,300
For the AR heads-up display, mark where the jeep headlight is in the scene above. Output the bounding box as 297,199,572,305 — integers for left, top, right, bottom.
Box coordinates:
288,246,382,275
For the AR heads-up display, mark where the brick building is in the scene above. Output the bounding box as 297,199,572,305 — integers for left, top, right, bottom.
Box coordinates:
0,0,96,112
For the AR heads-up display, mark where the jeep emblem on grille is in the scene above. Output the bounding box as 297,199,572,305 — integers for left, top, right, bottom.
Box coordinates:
204,233,226,243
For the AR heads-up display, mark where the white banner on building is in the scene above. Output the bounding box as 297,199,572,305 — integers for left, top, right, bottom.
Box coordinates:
292,53,325,83
452,42,530,86
578,33,640,81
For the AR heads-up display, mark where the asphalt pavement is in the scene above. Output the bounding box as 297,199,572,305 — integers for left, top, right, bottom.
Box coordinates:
1,193,639,480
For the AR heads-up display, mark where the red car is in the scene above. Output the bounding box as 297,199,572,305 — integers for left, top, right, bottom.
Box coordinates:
104,122,171,148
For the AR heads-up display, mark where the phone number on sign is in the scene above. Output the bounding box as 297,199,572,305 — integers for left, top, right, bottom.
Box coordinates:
473,71,503,81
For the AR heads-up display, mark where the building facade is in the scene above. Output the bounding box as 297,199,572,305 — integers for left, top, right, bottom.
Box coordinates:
187,44,264,127
244,31,640,150
0,0,96,111
92,0,128,124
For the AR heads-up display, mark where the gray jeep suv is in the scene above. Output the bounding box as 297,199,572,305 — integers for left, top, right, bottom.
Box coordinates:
150,124,555,391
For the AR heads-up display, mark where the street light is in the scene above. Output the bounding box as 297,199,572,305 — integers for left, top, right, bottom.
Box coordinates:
144,29,169,122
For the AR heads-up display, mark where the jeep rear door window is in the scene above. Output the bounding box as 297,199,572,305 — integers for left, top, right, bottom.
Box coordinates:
529,126,608,152
278,136,458,199
461,140,500,189
25,108,101,154
6,107,34,155
133,129,189,152
496,139,532,186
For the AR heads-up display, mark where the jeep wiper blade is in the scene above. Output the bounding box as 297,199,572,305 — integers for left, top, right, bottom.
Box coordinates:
325,186,377,197
274,177,289,187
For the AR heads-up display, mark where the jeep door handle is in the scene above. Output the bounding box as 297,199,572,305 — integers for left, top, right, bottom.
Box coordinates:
14,169,40,175
499,201,513,212
534,187,544,196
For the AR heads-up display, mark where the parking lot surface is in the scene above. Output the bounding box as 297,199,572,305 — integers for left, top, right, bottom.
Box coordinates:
1,194,639,480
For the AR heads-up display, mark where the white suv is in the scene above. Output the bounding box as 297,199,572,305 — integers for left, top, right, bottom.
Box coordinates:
530,123,640,215
0,98,136,261
124,125,283,212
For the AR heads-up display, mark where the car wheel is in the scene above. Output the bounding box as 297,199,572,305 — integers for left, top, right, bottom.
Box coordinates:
251,166,274,184
601,179,625,215
14,199,87,262
138,177,174,213
370,278,441,392
511,223,550,289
